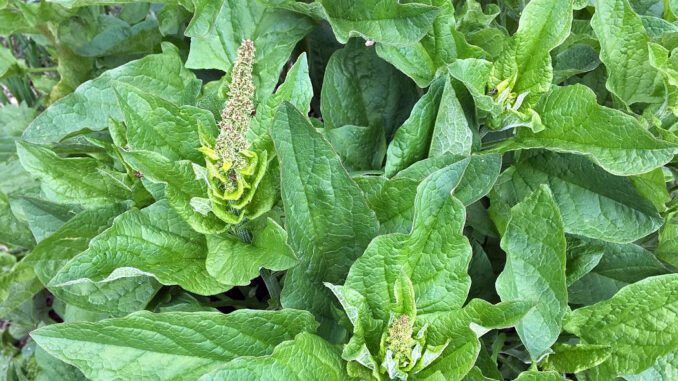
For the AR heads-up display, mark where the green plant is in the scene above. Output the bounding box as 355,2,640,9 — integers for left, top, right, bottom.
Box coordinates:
1,0,677,380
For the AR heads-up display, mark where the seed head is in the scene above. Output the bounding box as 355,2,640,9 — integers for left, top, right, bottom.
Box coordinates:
387,315,415,364
215,39,256,172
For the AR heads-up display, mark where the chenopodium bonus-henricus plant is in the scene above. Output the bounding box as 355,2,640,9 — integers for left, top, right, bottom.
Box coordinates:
199,40,269,224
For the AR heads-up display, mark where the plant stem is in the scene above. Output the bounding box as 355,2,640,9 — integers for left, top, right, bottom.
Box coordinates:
26,66,58,73
260,269,281,308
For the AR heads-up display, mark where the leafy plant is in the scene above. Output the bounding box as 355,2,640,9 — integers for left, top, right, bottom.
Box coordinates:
1,0,678,380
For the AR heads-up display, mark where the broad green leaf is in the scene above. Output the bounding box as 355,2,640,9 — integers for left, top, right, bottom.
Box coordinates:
0,156,38,197
320,39,417,151
16,141,141,208
248,53,313,145
343,162,472,333
375,0,476,87
630,168,670,212
429,83,473,158
51,200,230,296
271,102,379,328
463,367,497,381
591,0,665,105
323,283,381,377
23,43,201,144
0,105,41,247
489,151,662,243
355,176,415,235
116,85,216,163
513,371,565,380
647,42,678,116
205,218,298,285
414,311,481,380
625,350,678,381
0,192,33,247
495,185,568,360
0,103,36,161
564,274,678,376
47,40,96,104
324,124,386,171
121,150,227,234
628,0,665,16
490,0,573,109
496,85,678,176
0,45,18,78
46,0,187,8
59,15,161,57
198,332,348,381
1,205,124,316
568,239,668,305
185,0,313,103
11,196,80,243
451,154,502,206
448,58,501,116
657,212,678,268
542,344,612,374
35,347,87,381
32,309,318,381
553,44,600,83
0,8,34,35
314,0,439,45
46,266,159,317
385,77,446,176
23,205,125,284
565,236,605,286
0,261,41,317
385,76,473,177
462,299,534,335
18,203,159,317
362,154,500,234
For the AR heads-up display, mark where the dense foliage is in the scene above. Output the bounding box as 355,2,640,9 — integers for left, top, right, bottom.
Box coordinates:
1,0,678,380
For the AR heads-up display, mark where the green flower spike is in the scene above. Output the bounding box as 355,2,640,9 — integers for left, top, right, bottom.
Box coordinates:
199,39,269,224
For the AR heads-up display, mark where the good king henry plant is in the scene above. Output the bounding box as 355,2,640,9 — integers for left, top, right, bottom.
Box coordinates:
0,0,676,380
